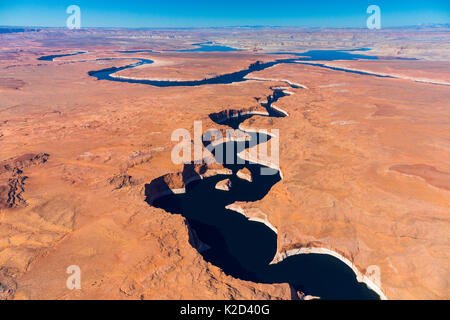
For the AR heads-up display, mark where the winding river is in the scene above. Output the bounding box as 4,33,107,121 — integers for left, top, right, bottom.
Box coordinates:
38,47,387,299
86,49,395,88
150,87,380,300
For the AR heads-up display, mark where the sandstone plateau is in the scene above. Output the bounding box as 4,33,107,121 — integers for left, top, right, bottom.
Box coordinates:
0,27,449,300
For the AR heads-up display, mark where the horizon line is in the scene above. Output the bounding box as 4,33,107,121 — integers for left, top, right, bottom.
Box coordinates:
1,23,450,30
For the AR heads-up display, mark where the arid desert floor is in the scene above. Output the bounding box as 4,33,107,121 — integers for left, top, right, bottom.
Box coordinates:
0,27,449,300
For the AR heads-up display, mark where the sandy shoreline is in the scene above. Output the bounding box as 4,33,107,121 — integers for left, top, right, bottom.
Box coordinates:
271,247,388,300
300,61,450,86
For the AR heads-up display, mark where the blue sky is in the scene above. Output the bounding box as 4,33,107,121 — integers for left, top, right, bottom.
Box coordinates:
0,0,449,28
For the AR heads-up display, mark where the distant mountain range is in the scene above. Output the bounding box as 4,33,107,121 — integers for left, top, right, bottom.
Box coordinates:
1,23,449,31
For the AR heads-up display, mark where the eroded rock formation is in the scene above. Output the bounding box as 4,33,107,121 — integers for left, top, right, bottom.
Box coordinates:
237,168,253,182
215,178,232,191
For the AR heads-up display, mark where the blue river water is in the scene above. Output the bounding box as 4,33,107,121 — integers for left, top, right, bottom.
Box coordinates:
38,47,388,299
149,89,380,300
86,49,387,87
174,41,242,52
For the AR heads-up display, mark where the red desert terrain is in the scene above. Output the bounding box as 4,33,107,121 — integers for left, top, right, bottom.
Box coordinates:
0,27,449,300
